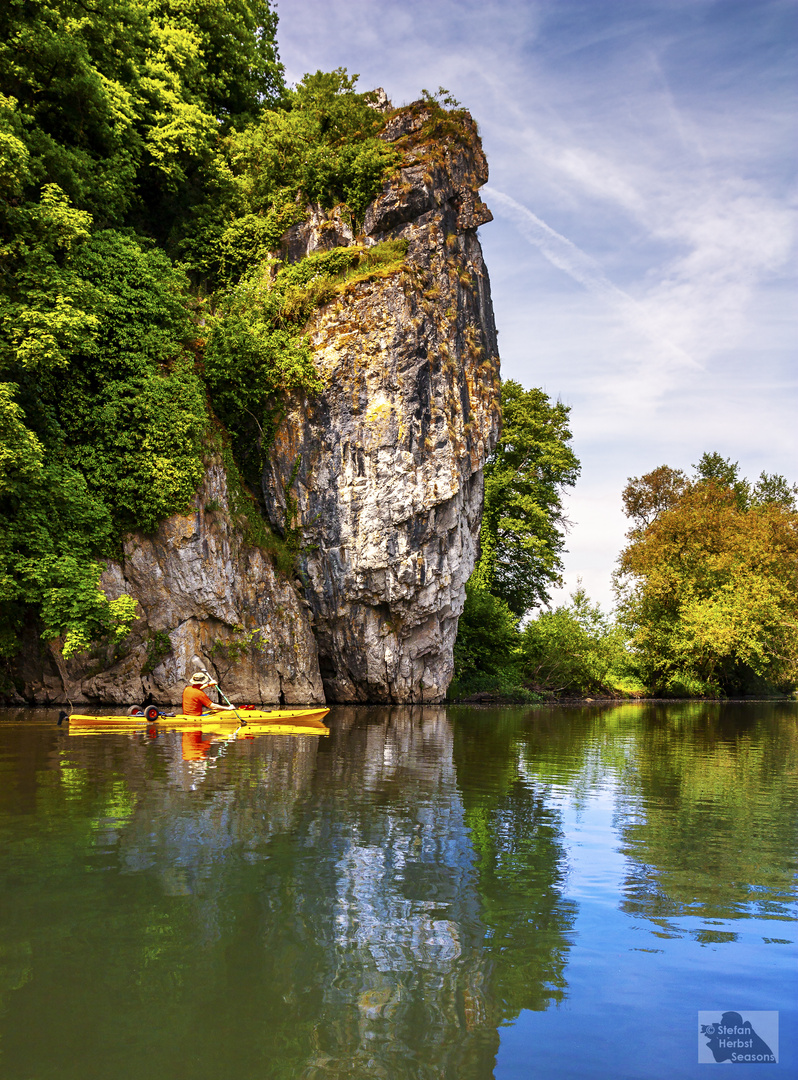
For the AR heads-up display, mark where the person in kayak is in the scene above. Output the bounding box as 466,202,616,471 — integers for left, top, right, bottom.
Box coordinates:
182,672,236,716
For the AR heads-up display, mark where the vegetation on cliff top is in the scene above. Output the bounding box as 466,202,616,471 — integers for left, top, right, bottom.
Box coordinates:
204,239,408,485
0,0,408,677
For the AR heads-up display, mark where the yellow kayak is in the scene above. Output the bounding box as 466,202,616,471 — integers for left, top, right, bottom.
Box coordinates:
65,707,330,738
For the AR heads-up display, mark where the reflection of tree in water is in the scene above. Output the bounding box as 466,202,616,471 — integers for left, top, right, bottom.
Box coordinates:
477,700,798,941
451,708,578,1020
609,702,798,931
464,781,576,1016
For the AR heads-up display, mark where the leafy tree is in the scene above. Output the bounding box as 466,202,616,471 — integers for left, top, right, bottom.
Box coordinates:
57,231,208,536
449,584,521,698
615,456,798,695
180,69,399,283
471,380,580,616
518,586,632,696
750,471,798,510
451,381,582,698
622,464,688,529
0,225,208,671
0,0,284,229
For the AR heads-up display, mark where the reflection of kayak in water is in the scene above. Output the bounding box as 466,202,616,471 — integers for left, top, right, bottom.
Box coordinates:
65,708,330,737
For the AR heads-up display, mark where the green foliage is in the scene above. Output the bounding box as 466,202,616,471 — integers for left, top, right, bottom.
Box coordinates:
0,439,116,666
181,68,400,283
449,584,524,698
452,380,586,699
57,230,209,536
211,436,296,577
203,293,319,487
450,580,639,701
0,182,97,378
749,470,798,511
0,216,208,670
204,240,406,483
472,380,580,616
616,455,798,695
211,624,267,677
0,0,284,229
0,1,288,670
421,87,462,109
518,587,637,696
142,629,173,675
233,68,396,218
0,383,44,494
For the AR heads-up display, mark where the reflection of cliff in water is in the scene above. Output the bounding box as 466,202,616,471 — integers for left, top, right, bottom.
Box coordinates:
452,707,578,1017
300,707,498,1079
0,710,580,1080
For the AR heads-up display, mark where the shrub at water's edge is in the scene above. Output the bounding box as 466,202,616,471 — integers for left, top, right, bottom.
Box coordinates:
449,583,643,702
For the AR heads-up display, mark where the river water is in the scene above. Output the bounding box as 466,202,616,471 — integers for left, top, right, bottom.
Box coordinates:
0,702,795,1079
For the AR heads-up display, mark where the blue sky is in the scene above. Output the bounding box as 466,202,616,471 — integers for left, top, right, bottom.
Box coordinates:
276,0,798,609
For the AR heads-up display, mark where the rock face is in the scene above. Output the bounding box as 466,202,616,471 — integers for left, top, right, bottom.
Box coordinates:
14,458,324,705
10,101,499,706
262,103,500,702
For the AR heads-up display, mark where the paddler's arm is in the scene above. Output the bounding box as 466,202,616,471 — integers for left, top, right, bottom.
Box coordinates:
206,701,236,711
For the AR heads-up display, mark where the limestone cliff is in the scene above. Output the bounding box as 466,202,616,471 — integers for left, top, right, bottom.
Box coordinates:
262,101,501,701
15,459,324,705
11,100,499,706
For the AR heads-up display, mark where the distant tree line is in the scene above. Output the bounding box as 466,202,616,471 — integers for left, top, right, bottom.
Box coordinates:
451,403,798,700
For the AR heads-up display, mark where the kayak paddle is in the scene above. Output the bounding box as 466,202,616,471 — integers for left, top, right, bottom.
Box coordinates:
215,680,247,727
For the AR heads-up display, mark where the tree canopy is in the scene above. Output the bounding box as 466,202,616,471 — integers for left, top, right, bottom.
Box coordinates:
615,455,798,695
471,380,580,616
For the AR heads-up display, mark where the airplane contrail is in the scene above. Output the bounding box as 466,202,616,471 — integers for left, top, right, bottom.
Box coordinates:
483,185,700,369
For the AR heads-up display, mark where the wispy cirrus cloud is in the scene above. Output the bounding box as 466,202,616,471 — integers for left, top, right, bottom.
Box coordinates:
484,185,699,373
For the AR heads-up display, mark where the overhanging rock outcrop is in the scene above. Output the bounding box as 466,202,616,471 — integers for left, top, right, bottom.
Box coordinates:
262,102,501,702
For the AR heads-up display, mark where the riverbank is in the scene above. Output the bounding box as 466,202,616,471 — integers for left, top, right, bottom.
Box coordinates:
449,691,797,706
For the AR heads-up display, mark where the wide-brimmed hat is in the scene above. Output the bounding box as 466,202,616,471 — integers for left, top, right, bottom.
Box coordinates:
189,671,217,688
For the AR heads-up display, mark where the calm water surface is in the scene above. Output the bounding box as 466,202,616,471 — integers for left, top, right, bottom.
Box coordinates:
0,702,795,1079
